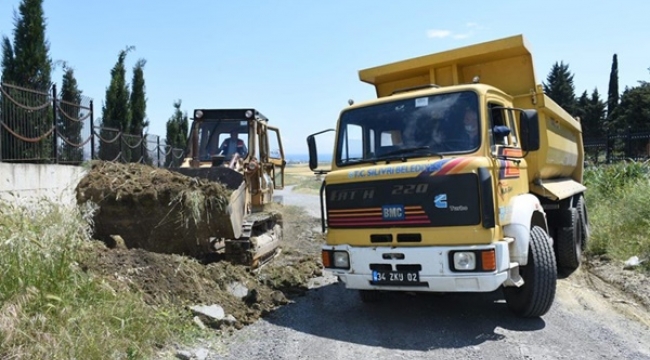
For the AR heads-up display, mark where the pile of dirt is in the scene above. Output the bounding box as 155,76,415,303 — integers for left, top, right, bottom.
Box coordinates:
75,161,233,257
77,204,325,330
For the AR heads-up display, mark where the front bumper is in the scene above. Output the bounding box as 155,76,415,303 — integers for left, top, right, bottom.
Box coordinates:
324,242,511,292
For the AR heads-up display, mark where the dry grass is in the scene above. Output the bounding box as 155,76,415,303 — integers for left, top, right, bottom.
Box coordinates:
285,164,323,194
0,198,202,360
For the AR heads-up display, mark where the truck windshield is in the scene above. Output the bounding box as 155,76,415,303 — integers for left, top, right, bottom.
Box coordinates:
335,91,480,166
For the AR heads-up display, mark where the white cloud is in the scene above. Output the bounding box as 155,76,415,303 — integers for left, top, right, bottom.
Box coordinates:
426,29,452,38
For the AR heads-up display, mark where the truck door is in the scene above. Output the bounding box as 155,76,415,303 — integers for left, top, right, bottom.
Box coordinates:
267,126,286,189
488,102,527,224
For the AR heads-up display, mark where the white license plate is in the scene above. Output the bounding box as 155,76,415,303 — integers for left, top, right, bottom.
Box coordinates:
372,270,420,285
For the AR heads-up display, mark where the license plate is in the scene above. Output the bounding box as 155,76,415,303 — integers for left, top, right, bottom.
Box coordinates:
371,270,420,285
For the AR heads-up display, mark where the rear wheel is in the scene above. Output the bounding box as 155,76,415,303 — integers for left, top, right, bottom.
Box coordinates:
359,290,381,303
556,207,583,278
504,226,557,318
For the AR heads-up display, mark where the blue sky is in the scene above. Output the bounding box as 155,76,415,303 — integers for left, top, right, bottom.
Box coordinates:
1,1,648,155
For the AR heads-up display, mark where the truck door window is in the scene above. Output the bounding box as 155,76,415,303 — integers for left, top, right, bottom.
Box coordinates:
489,103,511,146
506,109,519,147
340,124,363,163
488,103,521,154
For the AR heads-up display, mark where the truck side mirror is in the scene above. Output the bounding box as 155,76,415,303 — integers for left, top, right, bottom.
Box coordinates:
307,135,318,171
306,128,335,172
519,109,540,152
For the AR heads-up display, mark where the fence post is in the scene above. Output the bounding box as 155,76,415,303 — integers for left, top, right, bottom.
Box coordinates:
119,125,124,163
0,82,3,162
89,100,95,161
156,136,161,167
141,130,145,164
605,134,611,164
625,126,632,160
52,84,58,164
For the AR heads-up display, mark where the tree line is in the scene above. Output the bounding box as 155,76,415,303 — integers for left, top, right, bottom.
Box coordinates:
543,56,650,140
1,0,648,164
0,0,188,164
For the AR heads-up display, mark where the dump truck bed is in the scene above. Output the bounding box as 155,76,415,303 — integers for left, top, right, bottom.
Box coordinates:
358,34,584,200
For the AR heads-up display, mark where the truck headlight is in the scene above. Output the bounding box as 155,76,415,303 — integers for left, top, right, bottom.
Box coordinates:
453,252,476,271
333,251,349,268
322,249,350,269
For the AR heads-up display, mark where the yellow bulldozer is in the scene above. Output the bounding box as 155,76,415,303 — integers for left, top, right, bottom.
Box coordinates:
176,108,287,267
76,108,287,269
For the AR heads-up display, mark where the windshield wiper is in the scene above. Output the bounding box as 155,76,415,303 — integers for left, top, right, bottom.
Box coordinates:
374,146,442,162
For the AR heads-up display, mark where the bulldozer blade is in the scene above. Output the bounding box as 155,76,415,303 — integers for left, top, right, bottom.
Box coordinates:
173,167,244,190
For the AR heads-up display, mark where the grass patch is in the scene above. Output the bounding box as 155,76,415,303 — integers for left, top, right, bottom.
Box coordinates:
284,164,323,194
0,199,203,359
584,161,650,272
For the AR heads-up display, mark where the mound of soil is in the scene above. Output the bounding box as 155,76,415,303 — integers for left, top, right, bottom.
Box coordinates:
75,161,233,257
77,204,325,329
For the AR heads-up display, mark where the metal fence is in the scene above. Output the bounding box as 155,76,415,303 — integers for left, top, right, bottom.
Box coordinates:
583,130,650,165
0,81,185,167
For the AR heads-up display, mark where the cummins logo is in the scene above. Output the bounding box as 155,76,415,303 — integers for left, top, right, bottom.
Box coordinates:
434,194,447,209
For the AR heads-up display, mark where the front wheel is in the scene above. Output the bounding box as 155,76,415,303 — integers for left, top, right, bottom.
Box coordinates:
504,226,557,318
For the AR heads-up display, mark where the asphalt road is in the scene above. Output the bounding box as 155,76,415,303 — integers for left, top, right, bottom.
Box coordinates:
208,187,650,360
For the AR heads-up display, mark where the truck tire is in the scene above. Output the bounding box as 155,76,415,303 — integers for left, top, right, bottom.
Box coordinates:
555,207,583,278
576,195,590,251
503,225,557,318
359,290,381,303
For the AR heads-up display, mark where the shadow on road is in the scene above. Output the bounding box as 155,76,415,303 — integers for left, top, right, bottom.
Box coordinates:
265,281,547,351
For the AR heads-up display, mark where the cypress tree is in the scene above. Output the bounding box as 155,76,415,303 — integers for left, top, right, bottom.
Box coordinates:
1,0,53,162
129,58,148,162
165,100,189,167
58,66,84,164
607,54,619,120
98,47,133,161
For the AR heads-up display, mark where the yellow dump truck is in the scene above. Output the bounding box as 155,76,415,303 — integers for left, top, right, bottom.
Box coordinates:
307,34,588,318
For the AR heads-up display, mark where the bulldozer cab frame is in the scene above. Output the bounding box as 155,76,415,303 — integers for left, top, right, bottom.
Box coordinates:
180,108,286,202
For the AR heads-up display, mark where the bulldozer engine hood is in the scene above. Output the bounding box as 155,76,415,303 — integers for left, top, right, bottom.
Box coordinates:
324,156,492,229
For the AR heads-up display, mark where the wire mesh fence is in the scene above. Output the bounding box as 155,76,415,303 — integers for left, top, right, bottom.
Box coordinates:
1,81,185,167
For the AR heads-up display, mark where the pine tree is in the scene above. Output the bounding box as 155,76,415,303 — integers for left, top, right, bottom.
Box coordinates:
607,54,619,120
98,47,133,161
584,88,606,139
543,61,577,116
165,100,189,167
58,66,84,163
1,0,53,162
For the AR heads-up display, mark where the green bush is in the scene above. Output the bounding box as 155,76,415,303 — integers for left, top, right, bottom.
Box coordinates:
584,161,650,271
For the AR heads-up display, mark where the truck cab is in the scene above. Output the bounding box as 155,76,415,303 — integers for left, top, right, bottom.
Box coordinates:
308,35,588,318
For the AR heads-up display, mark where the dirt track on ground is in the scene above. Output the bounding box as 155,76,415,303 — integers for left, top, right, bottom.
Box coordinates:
77,163,326,331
